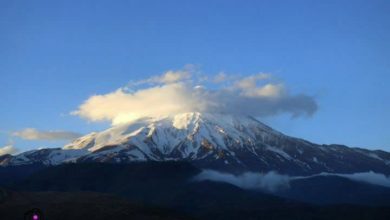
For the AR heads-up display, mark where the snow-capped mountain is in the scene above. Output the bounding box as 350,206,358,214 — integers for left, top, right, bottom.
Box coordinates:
2,112,390,175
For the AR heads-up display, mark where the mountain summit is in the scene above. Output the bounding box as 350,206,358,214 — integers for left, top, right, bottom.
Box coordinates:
2,112,390,175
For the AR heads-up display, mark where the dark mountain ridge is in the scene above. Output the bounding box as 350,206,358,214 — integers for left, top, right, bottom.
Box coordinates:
1,162,390,220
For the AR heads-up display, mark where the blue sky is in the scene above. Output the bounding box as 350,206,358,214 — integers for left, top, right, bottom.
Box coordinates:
0,0,389,152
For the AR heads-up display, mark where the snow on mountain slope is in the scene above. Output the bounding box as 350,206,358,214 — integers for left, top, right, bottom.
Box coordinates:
2,112,390,175
5,148,87,166
63,112,290,162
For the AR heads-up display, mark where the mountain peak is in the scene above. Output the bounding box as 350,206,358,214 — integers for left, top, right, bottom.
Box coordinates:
2,112,390,175
64,111,275,153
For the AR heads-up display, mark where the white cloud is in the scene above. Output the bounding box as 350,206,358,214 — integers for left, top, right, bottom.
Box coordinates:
213,72,227,83
138,69,191,85
13,128,81,141
154,70,191,83
234,73,271,89
73,67,318,125
234,73,283,97
74,83,209,125
194,170,290,192
128,66,194,87
0,145,18,156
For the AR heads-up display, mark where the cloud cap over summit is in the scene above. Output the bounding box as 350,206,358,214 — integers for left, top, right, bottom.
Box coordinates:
73,67,318,125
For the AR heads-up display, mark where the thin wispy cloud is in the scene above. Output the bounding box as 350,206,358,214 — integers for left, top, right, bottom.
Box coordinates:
295,171,390,188
73,66,318,125
0,145,18,156
13,128,82,141
194,170,390,192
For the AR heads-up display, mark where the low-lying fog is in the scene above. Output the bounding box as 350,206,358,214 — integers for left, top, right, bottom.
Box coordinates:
193,170,390,192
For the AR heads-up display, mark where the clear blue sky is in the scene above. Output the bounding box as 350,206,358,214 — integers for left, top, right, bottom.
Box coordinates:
0,0,389,151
